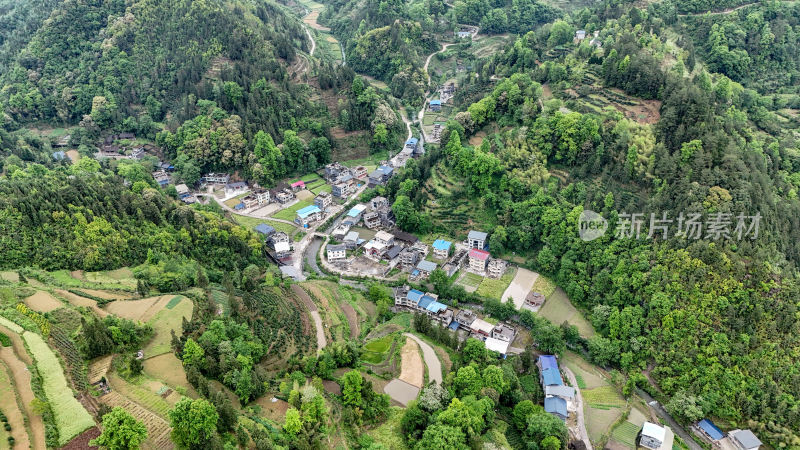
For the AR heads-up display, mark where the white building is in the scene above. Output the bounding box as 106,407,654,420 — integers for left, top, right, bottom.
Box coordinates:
327,244,347,261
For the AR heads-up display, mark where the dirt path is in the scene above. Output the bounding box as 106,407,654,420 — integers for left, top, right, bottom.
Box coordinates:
501,268,539,310
403,333,442,385
398,338,424,388
0,341,45,450
678,1,760,16
563,367,593,450
340,302,359,338
303,25,316,56
0,361,31,450
290,285,327,350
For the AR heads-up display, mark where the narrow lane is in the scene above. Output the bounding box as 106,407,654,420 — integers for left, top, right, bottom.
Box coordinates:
403,333,442,385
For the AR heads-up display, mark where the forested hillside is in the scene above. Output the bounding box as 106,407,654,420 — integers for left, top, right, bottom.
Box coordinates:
0,0,309,133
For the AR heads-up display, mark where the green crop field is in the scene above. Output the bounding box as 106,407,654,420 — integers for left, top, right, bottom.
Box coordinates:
362,334,394,363
583,386,626,408
612,421,640,448
23,331,94,445
538,287,595,338
272,200,313,222
233,214,296,235
475,268,516,300
144,296,193,356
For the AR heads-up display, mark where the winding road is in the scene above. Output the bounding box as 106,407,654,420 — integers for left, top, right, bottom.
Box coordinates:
403,333,442,385
304,25,316,56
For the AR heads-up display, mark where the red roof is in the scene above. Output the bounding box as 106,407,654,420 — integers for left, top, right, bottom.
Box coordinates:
469,249,490,260
291,180,306,188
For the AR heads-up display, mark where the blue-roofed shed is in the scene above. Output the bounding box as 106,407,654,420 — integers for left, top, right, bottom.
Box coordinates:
296,205,322,219
406,137,419,146
544,397,568,420
432,239,452,251
698,419,724,441
255,224,276,236
541,368,563,386
52,151,67,160
407,289,425,303
448,321,460,330
539,355,559,371
234,203,245,210
426,301,447,313
417,260,437,273
418,296,434,310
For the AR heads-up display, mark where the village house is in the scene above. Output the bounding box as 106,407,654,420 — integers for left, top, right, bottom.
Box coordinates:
370,196,389,211
729,430,762,450
545,385,575,402
374,230,395,247
454,309,477,331
152,170,170,187
485,336,510,356
693,419,724,445
129,147,145,160
432,239,452,259
405,137,420,153
392,230,418,247
345,204,367,223
242,194,260,209
50,150,65,160
332,182,353,198
175,184,191,200
411,242,429,258
538,355,564,388
327,244,347,261
344,231,360,249
544,397,568,421
491,323,516,343
429,100,442,112
363,211,381,229
364,240,388,260
640,423,668,450
394,287,422,309
467,230,488,249
254,223,276,238
254,189,270,204
352,166,368,178
574,29,587,42
332,223,351,240
271,183,295,204
431,124,443,143
270,232,291,258
487,258,507,278
290,180,306,191
415,260,437,278
385,245,403,262
469,318,494,338
368,165,394,187
118,132,135,140
525,292,546,309
324,162,349,181
295,205,323,227
456,30,471,38
314,192,333,210
202,173,230,185
469,249,491,274
225,181,248,194
399,248,420,269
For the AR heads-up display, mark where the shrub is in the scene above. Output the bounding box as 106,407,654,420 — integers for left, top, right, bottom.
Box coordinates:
0,332,10,347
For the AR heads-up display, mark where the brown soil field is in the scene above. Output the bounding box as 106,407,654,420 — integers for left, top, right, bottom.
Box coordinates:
398,338,424,388
69,270,85,281
0,360,31,450
81,289,134,300
0,325,32,366
24,290,63,312
291,284,317,311
0,342,45,449
0,271,19,282
322,380,342,395
304,283,331,310
56,290,108,318
253,396,289,422
65,150,80,163
303,10,330,31
87,355,113,384
61,426,100,450
143,354,194,395
104,296,171,322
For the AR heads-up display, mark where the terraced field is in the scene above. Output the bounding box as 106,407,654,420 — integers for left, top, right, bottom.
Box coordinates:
100,392,173,450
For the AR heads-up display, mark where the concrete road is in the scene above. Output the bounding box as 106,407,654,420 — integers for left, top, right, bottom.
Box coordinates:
563,367,593,450
403,333,442,385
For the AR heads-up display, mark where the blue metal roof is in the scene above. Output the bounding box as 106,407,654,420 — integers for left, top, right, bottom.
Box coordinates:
430,100,441,106
418,297,434,310
378,165,394,175
417,260,437,272
52,151,66,160
234,203,245,210
347,207,362,217
539,355,559,371
698,419,724,441
432,239,452,251
426,301,447,313
407,289,424,303
296,205,322,219
541,368,563,386
254,224,275,235
406,137,418,145
448,321,460,330
544,397,568,418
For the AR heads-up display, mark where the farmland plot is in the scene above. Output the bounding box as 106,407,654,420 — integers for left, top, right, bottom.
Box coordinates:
143,296,193,357
100,392,173,450
22,332,94,445
23,291,63,313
